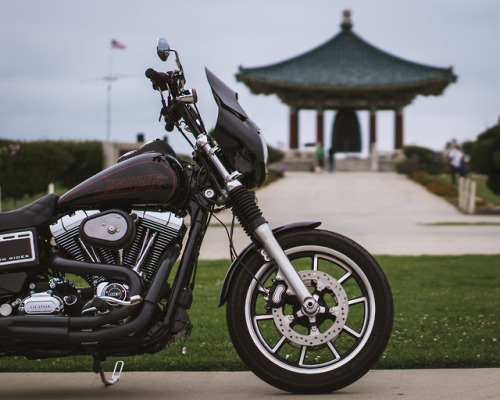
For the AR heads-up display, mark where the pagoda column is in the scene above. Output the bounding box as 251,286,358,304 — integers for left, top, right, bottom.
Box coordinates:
394,107,404,149
369,108,377,153
316,108,324,146
289,106,299,149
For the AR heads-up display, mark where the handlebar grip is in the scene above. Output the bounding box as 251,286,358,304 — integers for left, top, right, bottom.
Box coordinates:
145,68,168,90
145,68,159,80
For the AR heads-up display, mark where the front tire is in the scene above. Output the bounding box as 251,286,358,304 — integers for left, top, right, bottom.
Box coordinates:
226,229,393,393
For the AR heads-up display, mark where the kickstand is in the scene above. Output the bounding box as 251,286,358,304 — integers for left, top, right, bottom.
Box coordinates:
93,357,124,386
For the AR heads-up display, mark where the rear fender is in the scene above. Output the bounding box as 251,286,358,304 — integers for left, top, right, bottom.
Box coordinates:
218,221,321,307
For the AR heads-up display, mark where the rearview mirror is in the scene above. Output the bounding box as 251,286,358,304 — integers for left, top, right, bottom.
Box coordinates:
157,38,171,62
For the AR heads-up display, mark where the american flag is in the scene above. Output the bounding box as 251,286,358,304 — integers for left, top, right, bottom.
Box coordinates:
111,39,126,49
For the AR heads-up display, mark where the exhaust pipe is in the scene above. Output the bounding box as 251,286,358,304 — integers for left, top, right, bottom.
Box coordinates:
0,245,179,344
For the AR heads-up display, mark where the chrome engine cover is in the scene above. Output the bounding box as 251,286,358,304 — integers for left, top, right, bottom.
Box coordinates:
19,291,64,315
80,210,135,249
96,282,128,302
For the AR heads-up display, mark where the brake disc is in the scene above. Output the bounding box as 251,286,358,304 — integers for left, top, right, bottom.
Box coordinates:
272,270,349,348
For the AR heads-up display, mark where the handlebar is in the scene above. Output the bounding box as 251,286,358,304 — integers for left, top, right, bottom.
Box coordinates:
146,65,203,137
145,68,171,92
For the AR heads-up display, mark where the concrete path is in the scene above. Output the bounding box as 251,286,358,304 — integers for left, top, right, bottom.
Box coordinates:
1,172,499,399
200,171,500,258
0,369,499,399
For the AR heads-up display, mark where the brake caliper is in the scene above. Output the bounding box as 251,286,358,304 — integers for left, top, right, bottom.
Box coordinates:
266,279,289,309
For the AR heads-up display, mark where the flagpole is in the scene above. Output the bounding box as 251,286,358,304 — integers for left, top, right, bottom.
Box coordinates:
105,40,126,143
106,48,113,142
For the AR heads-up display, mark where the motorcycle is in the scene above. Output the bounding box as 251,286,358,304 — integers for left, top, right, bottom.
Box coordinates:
0,38,393,394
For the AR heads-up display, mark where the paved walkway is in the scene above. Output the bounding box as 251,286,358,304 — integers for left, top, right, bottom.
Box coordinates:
0,369,499,399
200,171,500,258
1,172,499,399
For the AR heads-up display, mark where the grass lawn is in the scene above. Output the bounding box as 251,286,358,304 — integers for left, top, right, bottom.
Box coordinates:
0,255,498,372
0,184,69,212
474,176,500,206
375,255,499,369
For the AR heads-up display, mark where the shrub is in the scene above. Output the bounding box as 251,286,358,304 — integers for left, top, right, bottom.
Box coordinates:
401,145,446,175
261,169,284,187
395,158,420,175
425,181,458,197
267,144,284,164
409,171,430,185
407,169,457,198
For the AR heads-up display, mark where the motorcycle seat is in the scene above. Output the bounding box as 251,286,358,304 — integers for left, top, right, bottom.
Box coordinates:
0,193,59,231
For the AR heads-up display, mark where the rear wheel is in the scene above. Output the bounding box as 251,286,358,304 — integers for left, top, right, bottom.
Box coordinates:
226,229,393,393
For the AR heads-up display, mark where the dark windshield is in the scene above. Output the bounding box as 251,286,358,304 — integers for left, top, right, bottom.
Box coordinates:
205,67,248,120
205,68,267,188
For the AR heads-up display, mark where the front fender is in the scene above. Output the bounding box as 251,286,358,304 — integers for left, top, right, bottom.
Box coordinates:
218,221,321,307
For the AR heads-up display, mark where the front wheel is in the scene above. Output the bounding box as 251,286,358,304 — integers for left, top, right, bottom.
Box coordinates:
226,229,393,394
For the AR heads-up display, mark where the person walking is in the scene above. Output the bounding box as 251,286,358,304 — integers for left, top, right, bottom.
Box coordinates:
448,143,463,185
328,148,335,172
315,143,325,172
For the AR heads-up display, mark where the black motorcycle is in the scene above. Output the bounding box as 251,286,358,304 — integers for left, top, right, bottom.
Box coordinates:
0,38,393,393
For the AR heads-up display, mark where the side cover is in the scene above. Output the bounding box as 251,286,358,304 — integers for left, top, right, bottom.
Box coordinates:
0,229,39,272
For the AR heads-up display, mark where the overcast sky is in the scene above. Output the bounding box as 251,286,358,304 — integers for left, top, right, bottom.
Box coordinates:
1,1,499,156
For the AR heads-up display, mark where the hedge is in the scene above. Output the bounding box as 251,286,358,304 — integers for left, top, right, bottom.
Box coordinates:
0,139,103,201
396,145,447,176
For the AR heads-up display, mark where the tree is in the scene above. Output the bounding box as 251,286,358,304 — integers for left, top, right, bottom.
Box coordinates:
470,118,500,194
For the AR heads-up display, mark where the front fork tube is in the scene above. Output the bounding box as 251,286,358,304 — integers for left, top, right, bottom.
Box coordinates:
254,223,318,315
225,180,318,315
195,134,317,314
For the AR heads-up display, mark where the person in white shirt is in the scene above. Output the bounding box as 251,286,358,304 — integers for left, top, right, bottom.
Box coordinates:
448,145,463,184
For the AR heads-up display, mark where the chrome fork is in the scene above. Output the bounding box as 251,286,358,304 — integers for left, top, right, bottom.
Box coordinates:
254,223,318,315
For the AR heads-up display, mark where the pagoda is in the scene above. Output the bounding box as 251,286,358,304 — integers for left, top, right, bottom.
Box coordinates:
236,10,457,152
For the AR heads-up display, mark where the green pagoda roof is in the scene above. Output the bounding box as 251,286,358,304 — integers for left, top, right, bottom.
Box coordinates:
236,11,457,100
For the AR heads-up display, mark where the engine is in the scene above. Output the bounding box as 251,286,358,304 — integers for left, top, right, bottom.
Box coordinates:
14,210,182,317
0,210,184,318
50,209,184,284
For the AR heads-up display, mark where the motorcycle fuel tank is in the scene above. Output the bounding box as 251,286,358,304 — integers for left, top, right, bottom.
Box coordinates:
58,153,187,212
